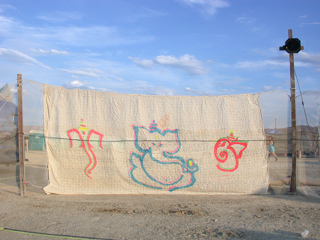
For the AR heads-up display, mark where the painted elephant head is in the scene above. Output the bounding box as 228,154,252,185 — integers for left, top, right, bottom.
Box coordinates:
132,120,181,155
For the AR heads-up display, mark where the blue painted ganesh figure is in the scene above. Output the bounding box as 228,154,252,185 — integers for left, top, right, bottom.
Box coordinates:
129,120,198,192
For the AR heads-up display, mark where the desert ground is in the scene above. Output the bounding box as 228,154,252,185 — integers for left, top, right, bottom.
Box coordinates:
0,151,319,240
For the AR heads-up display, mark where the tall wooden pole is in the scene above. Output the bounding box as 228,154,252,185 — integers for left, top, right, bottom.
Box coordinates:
288,29,297,195
17,74,26,196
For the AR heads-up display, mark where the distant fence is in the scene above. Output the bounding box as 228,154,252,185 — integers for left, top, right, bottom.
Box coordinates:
0,83,18,166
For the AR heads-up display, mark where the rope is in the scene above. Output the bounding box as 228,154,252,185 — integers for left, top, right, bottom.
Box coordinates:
0,83,15,112
31,135,320,143
0,176,16,181
295,70,310,126
0,227,113,240
0,97,11,112
295,70,319,152
1,133,319,145
0,135,17,145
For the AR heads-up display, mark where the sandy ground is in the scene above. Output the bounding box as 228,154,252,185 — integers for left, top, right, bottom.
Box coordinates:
0,152,320,240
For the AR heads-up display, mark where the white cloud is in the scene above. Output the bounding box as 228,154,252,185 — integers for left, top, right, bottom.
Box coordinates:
178,0,230,16
63,80,111,92
234,52,320,70
277,52,320,69
59,69,101,77
235,15,260,33
251,47,278,56
185,87,210,95
32,48,69,55
295,52,320,66
46,26,155,47
236,16,254,24
0,4,16,13
0,48,50,69
128,57,154,68
0,15,16,34
37,11,82,23
221,88,235,93
126,7,165,22
236,17,248,23
142,86,175,95
263,85,273,91
217,76,248,86
302,22,320,25
130,54,208,75
87,86,110,92
235,60,287,69
70,80,83,87
130,80,175,95
0,15,155,48
263,85,284,91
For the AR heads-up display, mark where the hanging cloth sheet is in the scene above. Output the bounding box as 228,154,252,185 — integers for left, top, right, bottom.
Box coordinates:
43,84,268,194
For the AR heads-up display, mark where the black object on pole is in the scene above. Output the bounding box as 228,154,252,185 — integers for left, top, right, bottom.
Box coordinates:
279,29,303,195
280,38,302,53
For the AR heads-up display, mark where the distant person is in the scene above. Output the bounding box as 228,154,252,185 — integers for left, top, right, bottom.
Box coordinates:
267,136,278,161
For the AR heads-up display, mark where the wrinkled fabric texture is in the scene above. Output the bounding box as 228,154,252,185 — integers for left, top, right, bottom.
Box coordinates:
43,85,268,195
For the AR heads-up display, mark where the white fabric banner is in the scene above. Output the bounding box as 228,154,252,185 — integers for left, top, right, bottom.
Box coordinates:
43,85,268,194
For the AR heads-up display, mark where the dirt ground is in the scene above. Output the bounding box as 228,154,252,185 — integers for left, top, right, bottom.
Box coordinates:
0,152,320,240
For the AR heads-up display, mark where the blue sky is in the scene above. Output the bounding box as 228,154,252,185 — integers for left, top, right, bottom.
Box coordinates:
0,0,319,96
0,0,319,127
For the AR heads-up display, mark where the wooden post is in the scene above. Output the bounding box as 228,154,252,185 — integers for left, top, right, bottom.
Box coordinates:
17,74,26,196
288,29,297,195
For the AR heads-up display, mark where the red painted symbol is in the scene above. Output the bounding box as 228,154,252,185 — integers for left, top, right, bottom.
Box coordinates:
214,131,248,172
67,119,104,179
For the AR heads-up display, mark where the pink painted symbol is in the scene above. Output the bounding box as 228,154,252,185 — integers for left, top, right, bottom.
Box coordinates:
67,119,104,179
214,131,248,172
